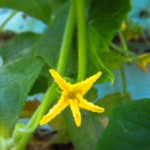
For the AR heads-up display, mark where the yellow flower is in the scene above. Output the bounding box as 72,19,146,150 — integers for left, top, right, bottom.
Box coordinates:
136,53,150,73
40,69,105,127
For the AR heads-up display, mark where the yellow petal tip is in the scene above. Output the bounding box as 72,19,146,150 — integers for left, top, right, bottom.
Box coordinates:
97,71,102,77
49,69,55,74
75,118,81,127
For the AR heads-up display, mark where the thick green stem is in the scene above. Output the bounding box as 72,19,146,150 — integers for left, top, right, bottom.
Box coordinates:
57,0,76,74
16,83,58,150
0,10,18,32
76,0,87,81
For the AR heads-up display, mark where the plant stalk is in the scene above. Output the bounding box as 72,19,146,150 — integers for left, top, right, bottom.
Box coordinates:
16,83,58,150
57,0,76,75
76,0,87,81
120,66,127,96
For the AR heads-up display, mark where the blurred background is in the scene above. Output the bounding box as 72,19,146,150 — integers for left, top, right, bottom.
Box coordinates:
0,0,150,149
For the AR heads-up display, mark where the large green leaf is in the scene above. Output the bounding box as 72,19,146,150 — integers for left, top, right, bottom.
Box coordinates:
97,99,150,150
0,57,43,137
0,32,44,137
34,3,69,67
0,32,40,63
0,0,51,24
34,2,77,76
88,0,131,52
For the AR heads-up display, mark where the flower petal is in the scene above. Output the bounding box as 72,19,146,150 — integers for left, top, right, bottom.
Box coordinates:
69,99,81,127
76,94,105,113
40,95,68,125
49,69,73,92
73,72,102,95
79,101,105,113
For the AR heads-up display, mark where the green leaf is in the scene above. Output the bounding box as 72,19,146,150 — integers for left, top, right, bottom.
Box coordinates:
0,0,51,24
88,0,131,52
34,2,77,75
34,2,69,68
0,32,40,63
88,51,114,83
99,51,130,70
97,93,125,115
84,87,98,101
64,109,104,150
97,99,150,150
0,57,43,137
29,74,48,95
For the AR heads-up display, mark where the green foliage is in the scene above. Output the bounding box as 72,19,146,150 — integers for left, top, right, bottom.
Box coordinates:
97,92,125,114
88,52,115,83
86,0,131,83
97,99,150,150
34,2,69,69
88,0,131,52
0,0,51,24
64,109,104,150
0,0,133,149
100,51,130,70
0,33,44,137
34,2,77,76
0,57,43,137
63,92,129,150
0,32,40,63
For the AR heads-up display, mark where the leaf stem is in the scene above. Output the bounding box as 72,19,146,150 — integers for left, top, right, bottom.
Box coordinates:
76,0,87,81
118,31,129,56
120,66,127,96
57,0,76,75
0,10,18,32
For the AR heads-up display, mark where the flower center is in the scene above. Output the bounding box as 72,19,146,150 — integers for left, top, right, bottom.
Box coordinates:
68,92,77,99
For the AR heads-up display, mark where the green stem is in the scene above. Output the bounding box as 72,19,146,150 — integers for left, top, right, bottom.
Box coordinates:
76,0,87,81
120,66,127,96
118,31,129,54
28,83,58,128
0,10,18,32
57,0,76,74
110,43,134,59
16,83,58,150
110,43,125,53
